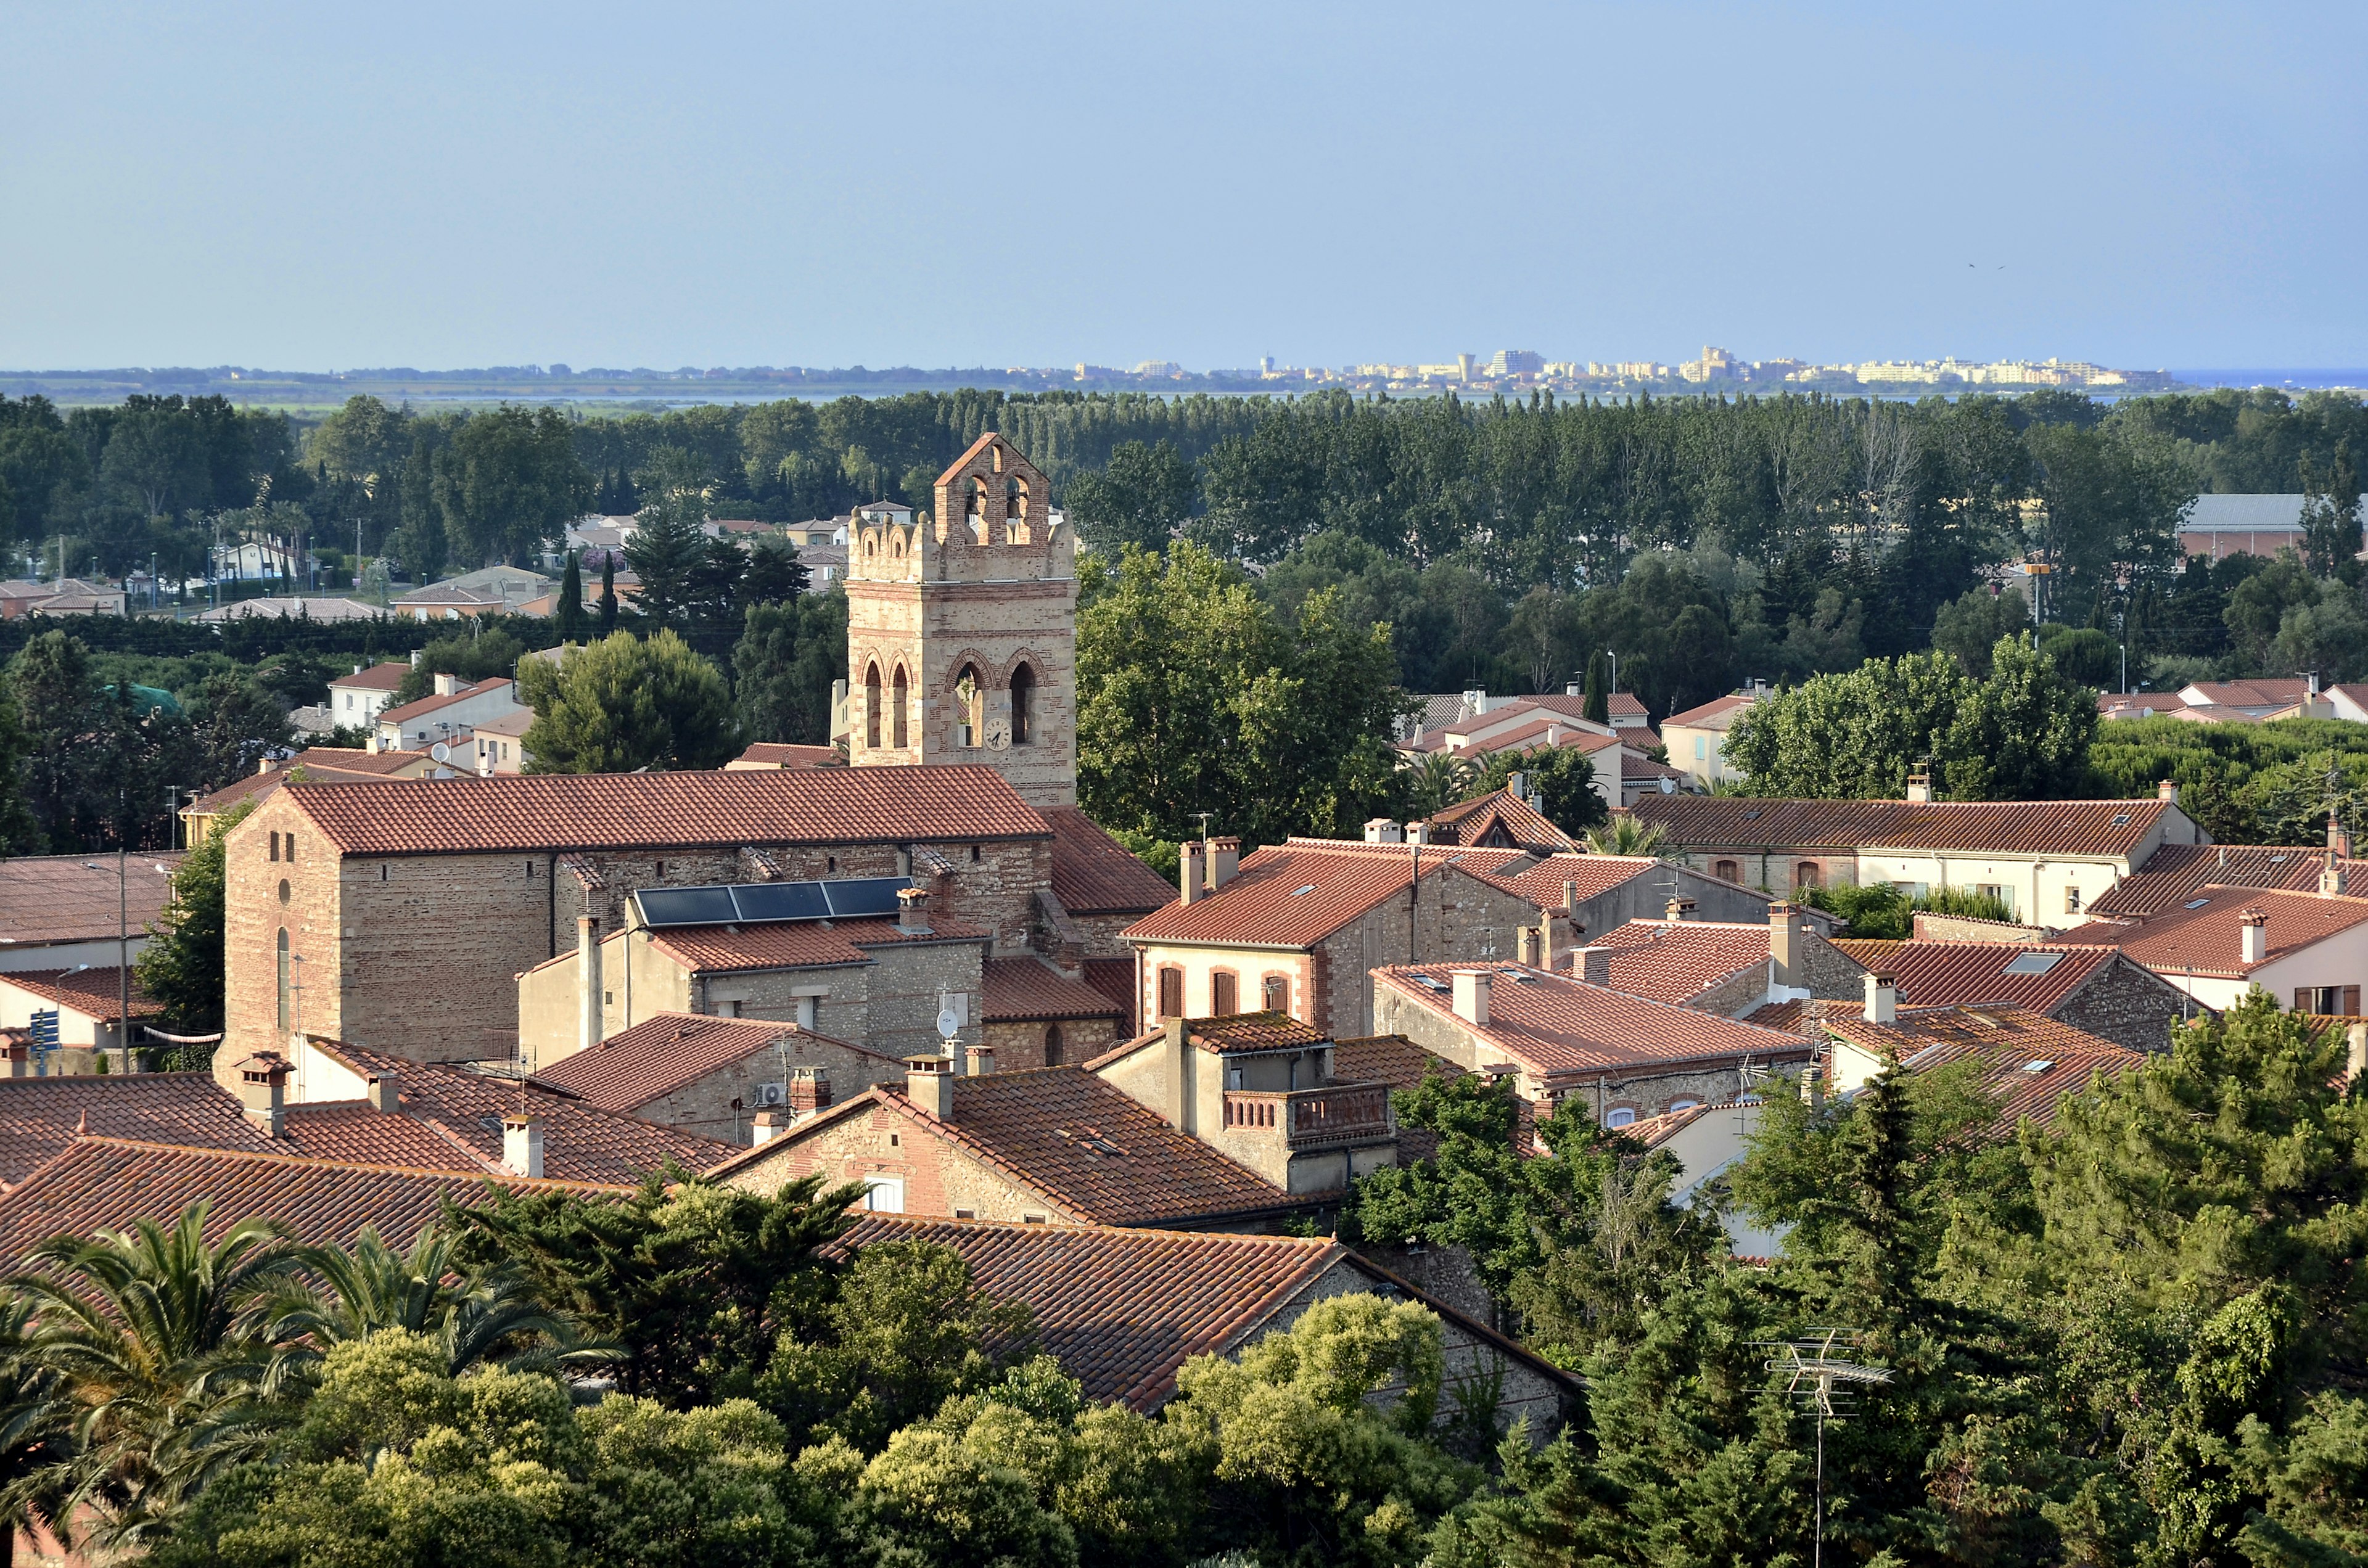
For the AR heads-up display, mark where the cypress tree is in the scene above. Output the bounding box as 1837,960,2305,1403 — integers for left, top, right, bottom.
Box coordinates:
556,551,586,642
1582,650,1608,726
598,554,618,635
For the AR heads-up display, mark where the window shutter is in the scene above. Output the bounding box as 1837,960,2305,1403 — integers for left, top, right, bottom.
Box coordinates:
2295,987,2314,1013
2346,985,2361,1016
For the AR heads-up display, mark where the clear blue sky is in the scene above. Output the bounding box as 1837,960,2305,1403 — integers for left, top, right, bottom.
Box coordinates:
4,1,2362,373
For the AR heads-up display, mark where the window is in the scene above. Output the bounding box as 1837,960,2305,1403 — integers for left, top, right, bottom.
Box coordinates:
1667,1099,1701,1114
891,666,910,748
1793,861,1822,890
1211,970,1238,1016
276,929,290,1031
1157,967,1184,1019
1044,1024,1063,1067
284,833,295,863
862,1178,905,1213
715,999,740,1018
1022,1213,1047,1225
1006,476,1030,541
1010,663,1034,745
953,1209,976,1220
1604,1106,1637,1128
955,665,982,747
269,833,279,863
1714,860,1740,882
1694,736,1706,760
967,477,989,544
865,662,883,747
796,996,818,1029
1262,974,1289,1013
278,879,290,904
2065,885,2082,914
2002,950,2066,976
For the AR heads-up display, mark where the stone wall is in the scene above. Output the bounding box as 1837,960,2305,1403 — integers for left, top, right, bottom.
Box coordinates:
984,1014,1120,1071
2057,956,2193,1054
1315,866,1544,1038
717,1098,1079,1223
624,1028,902,1147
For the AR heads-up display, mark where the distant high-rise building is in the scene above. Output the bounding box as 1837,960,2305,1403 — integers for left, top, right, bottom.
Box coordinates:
1488,349,1545,376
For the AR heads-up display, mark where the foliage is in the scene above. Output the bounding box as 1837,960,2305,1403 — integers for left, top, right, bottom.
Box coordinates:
516,629,738,773
733,591,848,747
2090,713,2368,844
135,800,253,1035
1582,815,1675,858
1063,438,1197,555
1458,748,1611,837
1798,880,2018,938
392,626,527,704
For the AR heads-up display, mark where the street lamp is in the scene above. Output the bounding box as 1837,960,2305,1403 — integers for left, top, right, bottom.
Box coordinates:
82,847,128,1071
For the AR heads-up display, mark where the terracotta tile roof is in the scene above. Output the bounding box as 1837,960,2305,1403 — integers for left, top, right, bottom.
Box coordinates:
2090,844,2368,919
533,1014,889,1113
1331,1033,1460,1089
1,968,162,1022
0,1073,274,1186
0,855,181,948
1826,940,2119,1013
1628,795,2173,859
2097,691,2188,715
1624,753,1688,783
2184,678,2312,708
186,758,416,818
713,1067,1294,1225
2054,885,2368,977
1824,1005,2144,1129
329,661,411,694
1081,958,1137,1031
835,1213,1341,1410
1124,842,1524,951
1428,790,1579,853
376,676,517,729
1043,807,1176,914
1746,997,1865,1035
731,742,842,768
1663,692,1761,731
298,1039,732,1182
983,959,1128,1023
286,765,1051,856
1482,852,1656,910
1590,919,1780,1003
1373,964,1808,1085
0,1138,625,1262
645,916,989,975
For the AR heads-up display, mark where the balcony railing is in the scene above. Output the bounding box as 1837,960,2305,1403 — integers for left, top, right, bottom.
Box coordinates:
1222,1081,1394,1149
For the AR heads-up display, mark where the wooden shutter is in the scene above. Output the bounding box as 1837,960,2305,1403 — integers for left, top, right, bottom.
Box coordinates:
2296,987,2316,1013
2346,986,2361,1017
1157,967,1183,1020
1212,971,1238,1016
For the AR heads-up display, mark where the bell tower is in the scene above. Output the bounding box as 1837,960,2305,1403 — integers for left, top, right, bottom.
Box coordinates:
843,433,1077,807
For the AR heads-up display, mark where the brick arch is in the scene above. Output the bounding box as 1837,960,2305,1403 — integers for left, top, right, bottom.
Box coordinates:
990,649,1046,688
939,647,999,689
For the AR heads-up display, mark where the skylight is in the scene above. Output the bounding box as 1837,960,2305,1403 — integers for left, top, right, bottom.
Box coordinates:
2111,813,2131,826
2022,1059,2055,1073
1292,885,1316,897
2184,897,2211,909
2001,950,2066,975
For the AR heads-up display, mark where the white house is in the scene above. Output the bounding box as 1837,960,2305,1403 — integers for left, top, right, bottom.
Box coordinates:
374,676,532,754
2059,880,2368,1013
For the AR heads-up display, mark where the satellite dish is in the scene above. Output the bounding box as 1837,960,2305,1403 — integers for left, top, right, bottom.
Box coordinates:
1658,776,1677,794
936,1006,961,1040
430,742,451,763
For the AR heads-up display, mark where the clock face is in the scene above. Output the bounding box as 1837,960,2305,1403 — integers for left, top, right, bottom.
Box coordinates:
985,718,1012,751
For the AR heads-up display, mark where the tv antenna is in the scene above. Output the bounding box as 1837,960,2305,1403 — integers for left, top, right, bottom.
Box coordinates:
1754,1329,1892,1568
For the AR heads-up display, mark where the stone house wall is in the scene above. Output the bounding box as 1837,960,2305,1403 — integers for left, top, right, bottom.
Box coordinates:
983,1015,1120,1072
717,1098,1080,1223
2055,957,2195,1054
625,1029,903,1147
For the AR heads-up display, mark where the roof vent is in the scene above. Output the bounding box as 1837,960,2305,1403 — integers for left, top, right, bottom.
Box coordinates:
1293,885,1316,897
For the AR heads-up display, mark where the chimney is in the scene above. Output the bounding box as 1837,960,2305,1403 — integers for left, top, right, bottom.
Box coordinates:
966,1043,997,1076
1864,971,1897,1026
1519,925,1543,967
1545,723,1561,746
238,1053,289,1138
905,1055,956,1119
434,671,461,697
2330,814,2354,859
1407,820,1433,845
577,916,602,1053
3,1039,31,1078
788,1065,830,1119
1180,841,1206,904
353,662,365,676
1665,897,1696,921
365,731,382,754
1801,1056,1826,1110
1506,770,1527,803
1769,900,1802,988
1452,969,1493,1026
501,1112,543,1178
750,1109,788,1144
1462,687,1486,718
1574,945,1610,986
1206,837,1240,892
257,755,275,776
1563,878,1580,913
366,1070,399,1114
2347,1022,2367,1086
2309,671,2322,698
2238,906,2269,966
1904,771,1931,804
897,885,931,933
1566,680,1582,698
2321,851,2348,899
409,649,422,667
1165,1016,1191,1130
1364,818,1404,845
2160,779,2181,805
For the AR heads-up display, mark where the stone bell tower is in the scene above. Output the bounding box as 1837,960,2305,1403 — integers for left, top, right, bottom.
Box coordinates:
843,432,1077,807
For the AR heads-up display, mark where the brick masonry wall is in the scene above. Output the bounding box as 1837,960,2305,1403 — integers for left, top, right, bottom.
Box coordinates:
2056,956,2191,1054
224,794,354,1067
1316,866,1544,1038
984,1015,1119,1071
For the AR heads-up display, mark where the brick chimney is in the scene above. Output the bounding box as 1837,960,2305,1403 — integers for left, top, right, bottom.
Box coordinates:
2238,907,2269,966
2159,779,2181,805
238,1053,289,1138
897,886,931,934
1904,771,1932,803
788,1065,830,1119
1769,900,1803,988
1573,945,1610,986
1452,969,1492,1026
966,1043,997,1077
577,916,602,1054
366,1070,400,1114
501,1112,543,1178
2330,813,2353,859
1864,971,1897,1026
1179,841,1206,905
1206,837,1241,892
906,1055,955,1119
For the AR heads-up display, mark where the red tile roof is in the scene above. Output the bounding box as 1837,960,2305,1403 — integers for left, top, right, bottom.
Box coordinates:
186,755,430,818
1663,692,1761,730
836,1213,1341,1410
0,1138,625,1262
1043,808,1176,915
0,854,182,947
2054,885,2368,977
1590,919,1780,1003
285,765,1051,856
1428,790,1580,854
1823,1005,2144,1129
1627,795,2173,858
533,1014,889,1112
713,1066,1296,1225
1123,842,1524,950
983,959,1128,1023
2090,844,2368,919
644,916,989,974
0,967,162,1022
329,661,411,693
1081,958,1137,1032
1374,964,1808,1086
1482,852,1657,910
1826,940,2119,1014
376,676,516,729
732,742,842,768
0,1073,274,1186
1745,997,1865,1035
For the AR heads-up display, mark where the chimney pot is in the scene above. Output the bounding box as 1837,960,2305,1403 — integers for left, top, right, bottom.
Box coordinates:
501,1112,543,1178
2160,779,2181,805
2238,906,2269,965
788,1064,831,1119
896,885,931,933
1364,818,1404,845
1864,971,1897,1026
1904,771,1932,804
966,1043,997,1075
1206,836,1241,892
1566,681,1582,698
905,1055,956,1119
1407,820,1433,845
1180,841,1206,905
237,1053,289,1138
750,1108,787,1144
1452,968,1493,1026
1665,896,1696,921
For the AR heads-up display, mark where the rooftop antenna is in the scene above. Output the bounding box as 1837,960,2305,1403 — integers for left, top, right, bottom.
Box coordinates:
1193,811,1214,842
1754,1329,1893,1568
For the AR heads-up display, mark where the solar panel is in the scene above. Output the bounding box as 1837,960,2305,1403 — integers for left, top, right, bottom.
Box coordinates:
634,887,739,927
730,882,831,922
823,877,911,919
2001,950,2066,975
633,876,912,929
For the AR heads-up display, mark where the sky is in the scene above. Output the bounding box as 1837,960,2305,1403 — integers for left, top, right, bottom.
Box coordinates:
4,1,2365,374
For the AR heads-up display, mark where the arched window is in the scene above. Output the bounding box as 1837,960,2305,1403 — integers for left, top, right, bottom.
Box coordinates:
276,929,290,1032
955,665,982,748
1043,1024,1063,1067
890,666,909,749
1604,1106,1637,1128
967,478,988,544
1793,861,1822,890
865,662,882,748
1714,859,1740,882
1262,974,1289,1014
1006,477,1029,542
1009,663,1034,745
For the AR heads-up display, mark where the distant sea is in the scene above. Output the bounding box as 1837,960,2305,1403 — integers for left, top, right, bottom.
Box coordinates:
2171,369,2368,390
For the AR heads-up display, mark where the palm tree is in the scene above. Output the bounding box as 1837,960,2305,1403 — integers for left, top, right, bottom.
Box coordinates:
288,1224,607,1377
4,1206,314,1549
1584,816,1674,859
1409,752,1476,816
0,1294,71,1567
